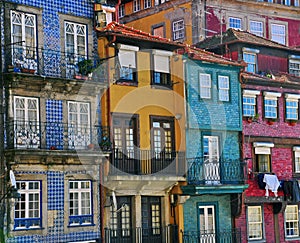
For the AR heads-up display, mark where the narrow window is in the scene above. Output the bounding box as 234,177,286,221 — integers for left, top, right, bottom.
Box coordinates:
172,19,185,40
199,73,211,99
152,50,172,87
242,90,260,117
118,44,138,83
285,205,299,238
218,75,229,101
243,52,257,73
247,206,263,240
11,10,37,70
69,180,93,226
14,181,41,229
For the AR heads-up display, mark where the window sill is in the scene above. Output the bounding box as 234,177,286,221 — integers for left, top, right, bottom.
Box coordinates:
115,80,138,86
151,84,173,90
13,227,43,231
68,223,95,228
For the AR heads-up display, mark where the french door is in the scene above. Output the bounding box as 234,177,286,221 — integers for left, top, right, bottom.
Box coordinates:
199,205,216,243
203,136,220,184
68,101,90,149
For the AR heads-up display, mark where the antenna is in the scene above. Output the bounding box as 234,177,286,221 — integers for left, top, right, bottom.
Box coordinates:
10,170,16,188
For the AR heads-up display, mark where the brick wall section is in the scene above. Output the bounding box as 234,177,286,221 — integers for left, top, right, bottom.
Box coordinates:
236,82,300,243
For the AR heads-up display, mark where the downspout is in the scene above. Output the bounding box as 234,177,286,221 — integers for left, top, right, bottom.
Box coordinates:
100,34,116,241
114,0,121,23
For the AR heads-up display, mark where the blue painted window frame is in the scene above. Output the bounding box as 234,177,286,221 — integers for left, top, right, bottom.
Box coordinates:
14,180,42,230
68,180,94,227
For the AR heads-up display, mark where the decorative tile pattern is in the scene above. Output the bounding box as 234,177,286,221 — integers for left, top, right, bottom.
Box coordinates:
46,100,63,150
47,171,64,210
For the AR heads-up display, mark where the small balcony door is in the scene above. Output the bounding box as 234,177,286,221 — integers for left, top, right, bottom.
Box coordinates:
199,205,216,243
150,117,175,173
109,196,132,243
68,101,90,149
203,136,220,184
142,196,162,243
14,96,39,148
112,115,138,174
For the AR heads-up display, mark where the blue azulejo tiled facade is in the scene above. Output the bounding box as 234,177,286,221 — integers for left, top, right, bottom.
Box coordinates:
181,57,247,241
0,0,106,241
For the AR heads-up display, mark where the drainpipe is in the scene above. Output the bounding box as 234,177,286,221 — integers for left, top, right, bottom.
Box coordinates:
0,1,6,242
99,34,116,241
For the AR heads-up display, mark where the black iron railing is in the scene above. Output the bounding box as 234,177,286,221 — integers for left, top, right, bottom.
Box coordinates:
182,229,241,243
4,120,111,151
109,149,186,176
187,157,247,185
5,44,107,82
105,225,178,243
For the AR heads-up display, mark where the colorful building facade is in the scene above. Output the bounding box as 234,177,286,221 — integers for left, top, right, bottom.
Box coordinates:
198,28,300,242
1,0,108,242
96,22,186,242
181,46,248,242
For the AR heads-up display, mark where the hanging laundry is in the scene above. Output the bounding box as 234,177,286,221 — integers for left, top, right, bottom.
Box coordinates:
263,174,280,197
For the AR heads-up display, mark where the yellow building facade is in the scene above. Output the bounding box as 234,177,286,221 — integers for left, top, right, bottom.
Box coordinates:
96,22,187,242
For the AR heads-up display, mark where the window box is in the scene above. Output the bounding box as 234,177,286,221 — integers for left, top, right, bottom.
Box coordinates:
21,68,35,74
246,114,259,123
287,120,298,126
266,118,276,125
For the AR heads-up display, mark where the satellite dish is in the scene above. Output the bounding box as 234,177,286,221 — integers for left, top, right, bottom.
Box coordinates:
10,170,16,188
112,191,117,210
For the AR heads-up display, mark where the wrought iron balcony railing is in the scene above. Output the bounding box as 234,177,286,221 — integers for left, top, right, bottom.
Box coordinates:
105,225,178,243
187,157,247,185
5,120,111,152
109,148,186,176
182,229,241,243
4,44,107,82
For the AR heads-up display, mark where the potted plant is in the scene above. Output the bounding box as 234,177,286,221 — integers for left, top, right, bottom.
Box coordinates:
76,59,95,79
267,118,276,125
247,113,259,123
287,120,297,126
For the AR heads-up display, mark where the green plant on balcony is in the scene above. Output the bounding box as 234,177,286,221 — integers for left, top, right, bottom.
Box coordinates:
77,59,95,77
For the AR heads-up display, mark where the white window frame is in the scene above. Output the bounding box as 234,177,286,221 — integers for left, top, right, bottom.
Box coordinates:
133,0,141,12
295,0,300,6
247,205,263,241
119,4,125,18
218,75,230,101
172,19,185,40
264,92,281,119
285,205,299,238
243,51,257,73
229,17,242,30
65,21,87,60
144,0,151,9
284,0,291,5
68,101,91,149
11,10,37,69
69,180,92,226
249,21,263,37
243,90,260,117
294,147,300,173
285,94,300,120
199,73,212,99
14,96,40,148
289,58,300,77
270,23,286,45
14,181,41,229
118,44,139,82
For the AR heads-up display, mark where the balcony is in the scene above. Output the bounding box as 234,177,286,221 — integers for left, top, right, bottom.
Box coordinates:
4,44,106,82
182,229,241,243
104,225,178,243
187,157,247,185
109,149,186,176
4,120,111,152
